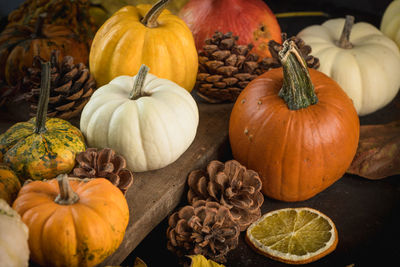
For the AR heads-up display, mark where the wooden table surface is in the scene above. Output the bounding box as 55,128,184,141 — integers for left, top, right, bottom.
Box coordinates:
0,0,398,266
0,100,234,266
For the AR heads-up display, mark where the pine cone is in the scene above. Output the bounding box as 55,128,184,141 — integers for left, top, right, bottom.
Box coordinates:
167,200,240,263
268,33,320,69
72,148,134,195
22,50,96,119
196,31,319,103
187,160,264,231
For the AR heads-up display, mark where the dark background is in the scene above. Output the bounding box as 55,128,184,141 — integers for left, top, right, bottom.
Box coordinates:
0,0,398,267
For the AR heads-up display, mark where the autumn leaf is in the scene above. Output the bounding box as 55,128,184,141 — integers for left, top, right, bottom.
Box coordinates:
347,120,400,179
188,255,225,267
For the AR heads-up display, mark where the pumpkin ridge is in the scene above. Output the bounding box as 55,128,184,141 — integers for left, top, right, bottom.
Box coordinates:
37,204,58,265
79,195,127,233
146,97,178,161
151,91,194,139
133,100,150,169
306,106,327,196
279,111,294,200
355,46,397,106
70,204,114,263
163,23,197,89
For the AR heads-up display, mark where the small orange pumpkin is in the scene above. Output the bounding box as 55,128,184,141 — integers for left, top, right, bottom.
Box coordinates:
229,40,360,202
13,174,129,267
0,163,21,205
0,14,88,86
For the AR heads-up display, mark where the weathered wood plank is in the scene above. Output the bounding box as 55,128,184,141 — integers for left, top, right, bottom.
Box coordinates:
0,101,234,266
100,101,233,266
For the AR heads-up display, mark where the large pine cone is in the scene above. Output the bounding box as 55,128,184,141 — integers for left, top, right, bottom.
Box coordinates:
72,148,134,195
167,200,240,263
196,31,319,103
22,50,96,120
188,160,264,231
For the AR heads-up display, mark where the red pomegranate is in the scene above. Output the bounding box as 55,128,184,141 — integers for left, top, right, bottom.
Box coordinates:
179,0,282,58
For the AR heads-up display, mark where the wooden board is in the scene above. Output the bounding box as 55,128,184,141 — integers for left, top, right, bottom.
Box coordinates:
0,100,234,266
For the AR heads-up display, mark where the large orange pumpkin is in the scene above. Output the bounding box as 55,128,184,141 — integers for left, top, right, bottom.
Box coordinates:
229,40,360,202
12,174,129,267
0,14,88,86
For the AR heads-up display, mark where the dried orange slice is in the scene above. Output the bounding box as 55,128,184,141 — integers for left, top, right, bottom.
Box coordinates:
246,207,338,264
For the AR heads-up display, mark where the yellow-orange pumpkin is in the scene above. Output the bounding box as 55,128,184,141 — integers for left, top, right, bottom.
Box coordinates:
229,40,360,202
89,0,198,91
13,174,129,267
0,163,21,205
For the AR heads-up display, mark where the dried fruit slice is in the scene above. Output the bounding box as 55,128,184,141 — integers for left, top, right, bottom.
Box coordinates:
246,207,338,264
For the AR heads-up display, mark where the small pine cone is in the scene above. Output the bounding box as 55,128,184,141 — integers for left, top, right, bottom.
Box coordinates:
22,50,96,119
196,32,273,103
187,160,264,231
167,200,240,263
71,148,134,195
268,33,320,69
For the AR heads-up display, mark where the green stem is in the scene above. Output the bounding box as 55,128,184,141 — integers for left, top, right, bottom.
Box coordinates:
278,40,318,110
337,15,354,49
141,0,170,28
129,64,150,100
34,61,51,134
54,174,80,205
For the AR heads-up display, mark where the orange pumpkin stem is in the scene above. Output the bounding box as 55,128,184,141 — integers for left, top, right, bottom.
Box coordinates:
34,61,51,134
278,40,318,110
141,0,170,28
338,15,354,49
54,174,80,205
130,64,150,100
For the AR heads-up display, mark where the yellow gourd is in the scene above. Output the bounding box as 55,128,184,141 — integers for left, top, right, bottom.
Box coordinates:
89,0,198,91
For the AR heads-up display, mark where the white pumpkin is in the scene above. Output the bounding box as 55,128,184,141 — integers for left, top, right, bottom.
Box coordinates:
0,199,29,267
298,16,400,116
80,65,199,172
381,0,400,49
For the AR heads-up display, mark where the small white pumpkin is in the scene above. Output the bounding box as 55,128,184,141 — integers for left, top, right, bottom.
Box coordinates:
298,15,400,116
0,199,29,267
80,65,199,172
381,0,400,49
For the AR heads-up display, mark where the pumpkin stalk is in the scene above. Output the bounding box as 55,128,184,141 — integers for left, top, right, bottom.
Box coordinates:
338,15,354,49
130,64,150,100
54,174,79,205
32,13,46,38
141,0,170,28
34,62,51,134
278,40,318,110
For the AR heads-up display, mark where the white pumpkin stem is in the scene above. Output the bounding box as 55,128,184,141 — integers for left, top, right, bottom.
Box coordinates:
141,0,170,28
54,174,80,205
338,15,354,49
278,40,318,110
34,61,51,134
130,64,150,100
